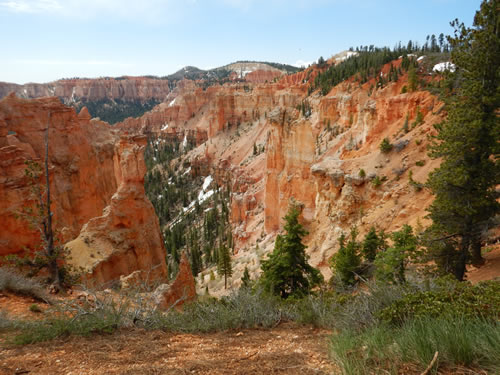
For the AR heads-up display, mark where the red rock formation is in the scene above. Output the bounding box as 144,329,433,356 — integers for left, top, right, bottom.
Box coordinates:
264,108,317,232
154,252,196,309
0,95,167,286
245,70,282,84
0,77,170,103
0,94,117,255
65,135,168,286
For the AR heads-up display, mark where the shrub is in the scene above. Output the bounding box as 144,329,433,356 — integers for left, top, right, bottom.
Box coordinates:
157,288,283,333
415,160,425,167
378,280,500,325
358,169,366,178
0,267,50,303
29,304,42,313
401,85,408,94
371,175,382,188
408,170,424,191
379,138,393,153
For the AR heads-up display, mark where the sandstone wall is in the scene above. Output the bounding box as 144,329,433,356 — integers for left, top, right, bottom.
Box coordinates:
0,77,170,103
0,94,167,285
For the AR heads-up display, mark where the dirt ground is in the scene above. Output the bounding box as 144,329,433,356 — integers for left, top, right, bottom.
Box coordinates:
467,245,500,284
0,323,336,375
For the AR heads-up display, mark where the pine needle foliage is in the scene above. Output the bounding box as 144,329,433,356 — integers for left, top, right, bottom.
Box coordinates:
260,207,323,298
426,0,500,280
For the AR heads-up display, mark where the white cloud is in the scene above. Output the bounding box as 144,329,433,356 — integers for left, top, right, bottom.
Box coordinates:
0,0,61,13
0,0,197,22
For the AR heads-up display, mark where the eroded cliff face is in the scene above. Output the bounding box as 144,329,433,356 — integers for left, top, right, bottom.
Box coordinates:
0,94,117,255
0,94,167,285
65,135,168,286
0,77,170,103
122,59,444,291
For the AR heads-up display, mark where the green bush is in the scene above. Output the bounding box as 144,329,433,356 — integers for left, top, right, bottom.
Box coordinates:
371,175,382,188
415,160,426,167
379,138,393,153
378,280,500,325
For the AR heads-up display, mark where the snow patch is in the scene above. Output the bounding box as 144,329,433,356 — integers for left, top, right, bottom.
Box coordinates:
161,123,169,131
198,189,214,204
417,56,426,61
202,175,213,191
182,134,187,148
433,62,456,72
336,51,359,62
168,98,177,107
183,166,191,176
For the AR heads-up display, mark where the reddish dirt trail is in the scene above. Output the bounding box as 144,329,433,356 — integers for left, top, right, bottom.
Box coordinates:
467,245,500,284
0,323,337,375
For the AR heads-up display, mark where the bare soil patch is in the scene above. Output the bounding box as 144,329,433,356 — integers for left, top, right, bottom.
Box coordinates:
0,323,336,375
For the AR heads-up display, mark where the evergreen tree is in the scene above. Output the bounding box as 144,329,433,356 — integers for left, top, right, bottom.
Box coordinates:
260,207,323,298
374,225,417,284
362,227,379,262
426,0,499,280
241,266,252,289
217,243,232,289
330,228,361,285
407,63,418,92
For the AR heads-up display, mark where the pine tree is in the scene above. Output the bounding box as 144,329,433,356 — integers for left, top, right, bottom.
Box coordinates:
407,63,418,92
217,243,232,289
374,225,417,284
260,206,323,298
362,227,379,262
330,228,361,285
426,0,499,281
241,266,251,289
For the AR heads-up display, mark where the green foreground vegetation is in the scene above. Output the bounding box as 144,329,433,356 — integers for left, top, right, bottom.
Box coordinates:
1,265,499,374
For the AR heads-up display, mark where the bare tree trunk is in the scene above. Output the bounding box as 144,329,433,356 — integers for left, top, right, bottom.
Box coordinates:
455,227,471,282
470,232,485,266
45,112,60,290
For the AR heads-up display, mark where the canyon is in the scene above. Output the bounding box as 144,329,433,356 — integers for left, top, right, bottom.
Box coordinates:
0,54,456,294
111,57,447,292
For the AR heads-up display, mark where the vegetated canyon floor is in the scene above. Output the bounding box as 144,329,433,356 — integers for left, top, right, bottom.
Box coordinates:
0,317,335,375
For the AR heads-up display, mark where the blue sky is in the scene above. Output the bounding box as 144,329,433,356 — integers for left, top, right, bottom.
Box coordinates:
0,0,482,84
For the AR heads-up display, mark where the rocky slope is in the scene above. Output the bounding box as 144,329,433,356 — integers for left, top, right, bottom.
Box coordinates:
124,56,447,294
0,94,167,285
